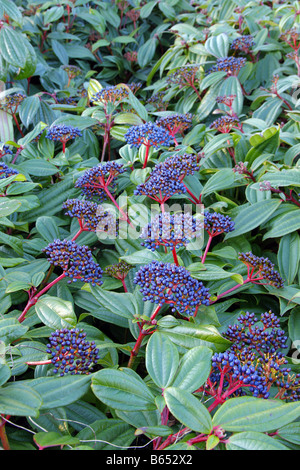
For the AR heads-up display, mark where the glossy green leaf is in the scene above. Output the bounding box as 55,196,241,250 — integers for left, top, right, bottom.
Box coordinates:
146,332,179,389
92,368,156,411
164,387,213,433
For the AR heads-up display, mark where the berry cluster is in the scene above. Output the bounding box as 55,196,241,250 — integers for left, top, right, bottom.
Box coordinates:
225,311,288,354
231,35,255,53
216,94,236,107
0,93,26,114
0,162,19,179
62,199,110,231
166,65,200,88
279,28,300,51
210,350,270,398
209,115,241,133
156,113,192,137
134,261,210,316
204,211,235,237
46,328,100,376
238,251,284,288
104,260,132,280
90,85,129,105
43,239,103,286
224,311,300,401
134,153,199,203
61,64,82,78
75,162,125,201
0,144,13,158
147,91,168,111
45,124,82,144
124,121,173,149
140,212,203,251
206,57,246,76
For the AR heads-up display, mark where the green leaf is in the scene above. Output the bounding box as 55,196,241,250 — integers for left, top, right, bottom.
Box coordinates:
33,431,80,450
76,419,135,451
170,346,213,392
201,168,235,197
27,374,91,409
245,127,280,166
35,216,60,243
277,423,300,445
146,332,179,389
0,317,28,344
89,286,136,321
158,319,231,352
0,27,27,68
35,295,77,329
188,263,239,281
260,169,300,187
278,232,300,284
18,159,59,177
205,33,229,58
263,207,300,239
225,199,282,239
0,197,21,217
0,383,42,417
164,387,213,433
213,396,300,432
91,368,156,411
226,431,289,450
18,96,40,128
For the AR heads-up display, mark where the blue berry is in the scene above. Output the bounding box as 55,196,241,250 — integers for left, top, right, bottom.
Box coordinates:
134,261,210,316
46,328,100,376
75,162,125,201
0,162,18,179
43,239,103,286
204,211,235,236
124,121,173,149
140,212,203,251
45,124,82,143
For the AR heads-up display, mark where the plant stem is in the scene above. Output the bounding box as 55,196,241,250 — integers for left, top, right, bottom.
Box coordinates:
142,144,150,169
127,305,162,368
201,235,213,264
172,247,179,266
0,418,10,450
18,273,66,323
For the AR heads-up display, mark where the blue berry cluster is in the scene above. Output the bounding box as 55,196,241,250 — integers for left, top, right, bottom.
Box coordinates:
140,212,203,251
45,124,82,143
134,261,210,316
204,211,235,237
209,115,241,133
147,91,168,110
134,153,199,202
46,328,100,376
238,251,284,288
0,93,26,113
220,311,300,401
0,144,13,158
124,121,173,149
155,113,192,137
64,198,118,237
0,162,19,179
90,85,129,105
225,311,288,354
43,239,103,286
206,57,246,76
210,350,270,398
231,35,255,53
75,162,125,201
166,65,200,88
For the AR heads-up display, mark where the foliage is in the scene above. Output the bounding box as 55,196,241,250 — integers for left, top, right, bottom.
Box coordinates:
0,0,300,451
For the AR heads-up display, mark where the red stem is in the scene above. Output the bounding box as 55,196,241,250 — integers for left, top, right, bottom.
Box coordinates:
18,273,66,323
201,234,213,264
142,144,150,169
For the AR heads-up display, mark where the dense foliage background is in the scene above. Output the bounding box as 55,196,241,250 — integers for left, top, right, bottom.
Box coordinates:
1,0,300,451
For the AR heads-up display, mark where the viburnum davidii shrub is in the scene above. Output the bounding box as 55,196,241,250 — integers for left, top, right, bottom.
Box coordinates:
1,0,300,452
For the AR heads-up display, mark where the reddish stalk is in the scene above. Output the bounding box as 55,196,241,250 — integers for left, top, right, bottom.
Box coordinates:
0,417,10,450
142,144,150,169
128,305,162,368
201,234,213,264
